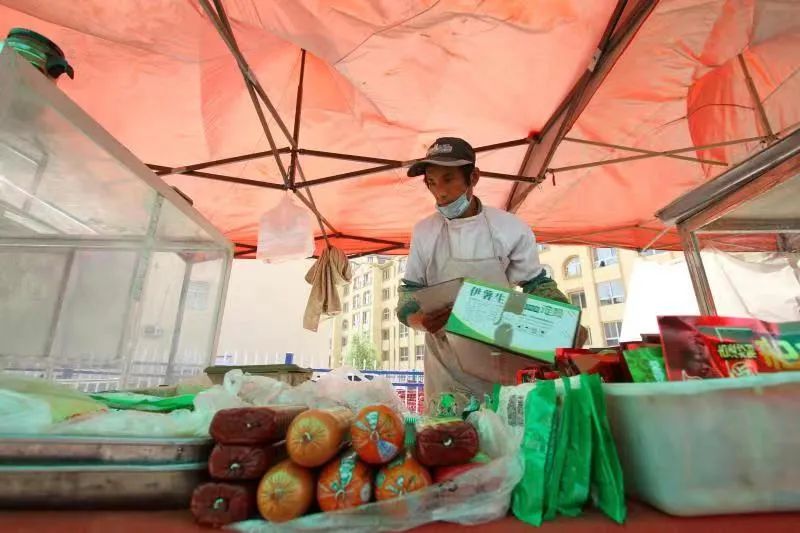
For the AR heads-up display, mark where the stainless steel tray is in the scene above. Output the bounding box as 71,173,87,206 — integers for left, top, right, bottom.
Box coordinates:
0,462,208,509
0,435,213,464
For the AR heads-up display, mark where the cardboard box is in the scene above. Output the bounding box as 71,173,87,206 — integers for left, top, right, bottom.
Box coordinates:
445,278,581,364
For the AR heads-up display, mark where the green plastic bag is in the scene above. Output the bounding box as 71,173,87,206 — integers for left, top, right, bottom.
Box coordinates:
556,376,593,517
583,374,626,523
90,391,197,413
623,346,667,383
542,378,572,521
511,380,556,527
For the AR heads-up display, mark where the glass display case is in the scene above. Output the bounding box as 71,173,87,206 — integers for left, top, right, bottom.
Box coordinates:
657,129,800,320
0,47,233,391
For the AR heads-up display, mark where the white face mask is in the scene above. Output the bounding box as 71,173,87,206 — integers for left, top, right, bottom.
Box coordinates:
437,192,471,219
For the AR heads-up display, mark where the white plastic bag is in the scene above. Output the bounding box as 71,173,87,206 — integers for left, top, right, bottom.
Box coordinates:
256,193,314,263
467,408,518,459
310,367,406,413
0,390,52,434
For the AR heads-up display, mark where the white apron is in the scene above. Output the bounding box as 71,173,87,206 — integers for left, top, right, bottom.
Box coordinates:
424,211,510,411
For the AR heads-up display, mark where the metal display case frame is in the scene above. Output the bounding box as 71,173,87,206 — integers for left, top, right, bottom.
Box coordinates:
0,47,233,390
657,129,800,315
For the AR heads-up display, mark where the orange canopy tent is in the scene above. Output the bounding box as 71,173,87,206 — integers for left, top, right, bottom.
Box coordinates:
1,0,797,258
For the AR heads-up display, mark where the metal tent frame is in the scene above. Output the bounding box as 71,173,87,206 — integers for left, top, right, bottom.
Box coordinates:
145,0,783,259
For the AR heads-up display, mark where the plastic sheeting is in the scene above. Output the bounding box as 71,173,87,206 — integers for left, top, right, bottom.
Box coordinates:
0,1,798,255
620,249,800,342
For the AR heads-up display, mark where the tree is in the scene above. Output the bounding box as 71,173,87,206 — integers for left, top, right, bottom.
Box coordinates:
346,332,379,370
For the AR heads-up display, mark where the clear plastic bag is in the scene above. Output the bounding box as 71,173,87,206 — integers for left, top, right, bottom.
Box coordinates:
308,367,406,413
466,408,517,459
0,373,104,422
232,439,523,533
46,408,214,438
256,193,314,263
0,389,52,434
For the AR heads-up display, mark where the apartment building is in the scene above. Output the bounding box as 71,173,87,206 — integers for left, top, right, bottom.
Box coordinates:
329,246,681,369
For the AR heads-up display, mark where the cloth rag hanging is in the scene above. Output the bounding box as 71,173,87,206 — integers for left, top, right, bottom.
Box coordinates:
303,245,352,331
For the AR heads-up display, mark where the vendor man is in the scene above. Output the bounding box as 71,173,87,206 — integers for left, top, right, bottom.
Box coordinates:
397,137,584,406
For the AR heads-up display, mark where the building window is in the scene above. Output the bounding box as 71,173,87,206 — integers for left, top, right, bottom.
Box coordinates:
603,321,622,346
382,350,389,361
343,302,349,313
569,291,587,309
364,272,372,284
536,243,549,253
593,248,619,268
398,258,407,273
382,329,390,341
353,295,360,309
362,311,369,329
415,345,425,359
382,308,391,321
399,324,408,339
353,314,361,327
597,280,625,306
343,285,350,296
541,265,554,279
363,290,372,306
353,276,361,290
341,336,347,347
382,288,391,301
342,319,348,331
400,347,409,361
382,269,392,281
564,256,582,278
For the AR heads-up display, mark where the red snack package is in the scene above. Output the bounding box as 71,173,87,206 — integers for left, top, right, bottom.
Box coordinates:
516,366,560,384
208,442,286,481
657,316,800,381
191,482,256,527
414,419,479,467
210,406,307,445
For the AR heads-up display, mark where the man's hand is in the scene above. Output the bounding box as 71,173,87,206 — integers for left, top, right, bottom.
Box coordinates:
407,307,452,333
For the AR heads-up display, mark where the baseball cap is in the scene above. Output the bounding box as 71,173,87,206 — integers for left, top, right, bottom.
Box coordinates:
407,137,476,177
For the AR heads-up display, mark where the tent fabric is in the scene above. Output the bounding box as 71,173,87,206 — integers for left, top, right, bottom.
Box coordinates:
1,0,798,256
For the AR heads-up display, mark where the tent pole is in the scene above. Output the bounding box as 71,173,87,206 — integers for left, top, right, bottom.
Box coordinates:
146,164,285,189
151,148,292,175
204,0,291,188
200,0,295,147
289,50,307,189
551,136,767,173
480,171,545,184
737,54,777,143
563,137,726,166
293,163,402,188
506,0,658,213
299,149,405,165
294,162,333,248
640,227,671,252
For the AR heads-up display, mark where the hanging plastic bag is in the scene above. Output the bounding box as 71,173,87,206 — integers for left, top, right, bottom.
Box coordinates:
256,193,314,263
0,389,52,434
